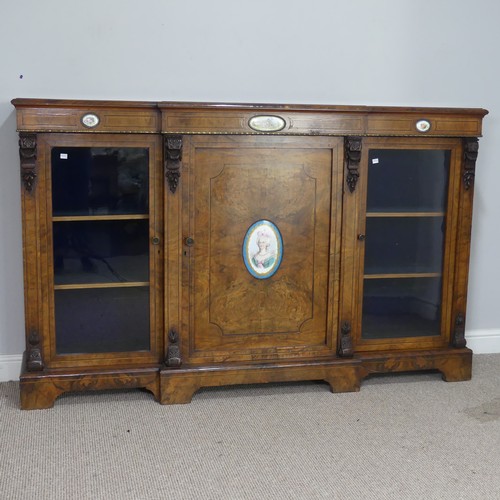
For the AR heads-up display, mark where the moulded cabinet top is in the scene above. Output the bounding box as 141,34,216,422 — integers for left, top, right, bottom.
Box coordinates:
11,98,488,137
157,101,488,138
157,100,489,115
11,98,158,108
12,98,161,134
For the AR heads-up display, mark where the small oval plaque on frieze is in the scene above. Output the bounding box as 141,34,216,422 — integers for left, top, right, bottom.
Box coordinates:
248,115,286,132
81,113,100,128
415,119,431,133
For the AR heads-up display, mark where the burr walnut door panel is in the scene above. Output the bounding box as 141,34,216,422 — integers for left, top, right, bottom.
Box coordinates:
176,136,343,364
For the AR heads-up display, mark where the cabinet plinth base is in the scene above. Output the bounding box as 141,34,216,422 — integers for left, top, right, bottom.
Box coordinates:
160,359,363,405
19,361,160,410
17,349,473,408
160,349,473,405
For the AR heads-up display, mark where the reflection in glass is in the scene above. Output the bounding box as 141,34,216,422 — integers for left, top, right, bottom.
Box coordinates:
53,220,149,285
362,278,441,339
367,149,450,212
52,147,149,216
364,217,445,275
55,287,150,354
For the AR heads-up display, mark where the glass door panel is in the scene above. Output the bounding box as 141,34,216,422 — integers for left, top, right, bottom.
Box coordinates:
364,217,445,275
54,287,150,354
361,148,450,341
50,146,152,356
362,277,442,339
52,147,149,216
367,149,450,212
53,220,149,285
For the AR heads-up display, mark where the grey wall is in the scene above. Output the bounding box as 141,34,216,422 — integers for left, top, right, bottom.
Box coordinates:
1,0,499,355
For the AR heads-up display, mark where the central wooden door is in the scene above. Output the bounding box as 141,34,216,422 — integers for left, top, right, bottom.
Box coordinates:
167,135,343,365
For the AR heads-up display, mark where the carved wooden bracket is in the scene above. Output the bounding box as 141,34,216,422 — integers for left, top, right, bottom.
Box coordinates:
164,135,183,194
19,133,38,193
452,312,467,348
338,321,354,358
345,136,362,193
27,329,44,371
166,328,182,367
463,138,479,190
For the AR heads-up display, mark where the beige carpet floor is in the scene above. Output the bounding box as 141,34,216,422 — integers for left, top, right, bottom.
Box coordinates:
1,354,500,500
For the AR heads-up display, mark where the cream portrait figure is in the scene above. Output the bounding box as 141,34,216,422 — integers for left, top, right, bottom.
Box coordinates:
243,220,283,279
251,231,277,270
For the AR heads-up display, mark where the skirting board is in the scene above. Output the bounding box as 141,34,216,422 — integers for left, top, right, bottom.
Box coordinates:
465,329,500,354
0,355,22,383
0,330,499,382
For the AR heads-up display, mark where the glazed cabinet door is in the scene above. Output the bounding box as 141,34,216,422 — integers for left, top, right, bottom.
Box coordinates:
166,135,343,364
24,133,163,369
341,137,464,352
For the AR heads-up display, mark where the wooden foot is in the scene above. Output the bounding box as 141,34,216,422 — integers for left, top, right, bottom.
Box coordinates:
160,375,200,404
20,380,62,410
438,351,472,382
325,370,361,393
19,368,160,410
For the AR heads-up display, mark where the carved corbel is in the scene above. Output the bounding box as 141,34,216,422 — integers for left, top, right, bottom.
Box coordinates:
164,135,183,194
166,328,182,367
27,329,44,371
452,312,467,348
19,133,37,193
463,138,479,190
338,321,354,358
345,136,362,193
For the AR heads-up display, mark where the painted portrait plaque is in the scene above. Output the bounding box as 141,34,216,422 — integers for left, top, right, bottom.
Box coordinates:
243,220,283,279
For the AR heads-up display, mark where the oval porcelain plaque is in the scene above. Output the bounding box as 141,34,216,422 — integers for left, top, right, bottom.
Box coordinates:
81,113,100,128
416,119,431,133
243,220,283,279
248,115,286,132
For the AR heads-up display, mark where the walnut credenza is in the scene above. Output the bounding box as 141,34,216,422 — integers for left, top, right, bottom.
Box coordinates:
12,99,488,409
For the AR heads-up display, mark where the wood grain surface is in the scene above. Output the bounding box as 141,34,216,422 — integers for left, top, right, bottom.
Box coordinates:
11,99,486,408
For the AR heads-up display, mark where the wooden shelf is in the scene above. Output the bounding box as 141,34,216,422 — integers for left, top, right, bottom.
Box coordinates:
366,212,445,218
52,214,149,222
54,281,150,290
364,273,442,280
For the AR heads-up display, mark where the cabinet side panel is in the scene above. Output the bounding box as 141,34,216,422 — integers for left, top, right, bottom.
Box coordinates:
20,134,45,370
451,139,478,347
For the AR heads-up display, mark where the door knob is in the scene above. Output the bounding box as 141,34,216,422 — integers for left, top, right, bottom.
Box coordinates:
185,237,194,247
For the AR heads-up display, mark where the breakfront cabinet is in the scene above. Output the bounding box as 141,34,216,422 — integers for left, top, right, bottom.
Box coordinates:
12,99,487,409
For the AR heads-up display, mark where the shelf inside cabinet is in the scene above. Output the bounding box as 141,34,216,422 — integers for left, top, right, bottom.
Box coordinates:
364,272,441,279
54,281,149,290
366,212,445,218
52,214,149,222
